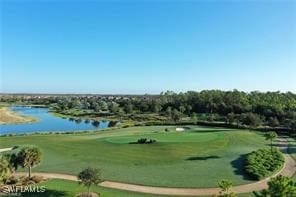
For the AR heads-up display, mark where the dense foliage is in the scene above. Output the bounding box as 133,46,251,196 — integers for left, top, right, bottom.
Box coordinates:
254,175,296,197
1,90,296,132
244,148,284,180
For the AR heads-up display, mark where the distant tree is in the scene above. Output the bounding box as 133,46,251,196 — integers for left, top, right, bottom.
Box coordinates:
152,104,162,114
98,100,108,111
264,131,278,152
123,103,133,114
93,104,101,112
171,109,182,122
109,102,119,114
254,175,296,197
240,113,261,127
191,112,198,123
18,147,42,178
226,113,236,125
165,107,172,118
268,117,280,127
179,106,186,114
78,167,101,196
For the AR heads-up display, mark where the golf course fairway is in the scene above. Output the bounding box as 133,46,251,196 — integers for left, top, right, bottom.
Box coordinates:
0,126,268,188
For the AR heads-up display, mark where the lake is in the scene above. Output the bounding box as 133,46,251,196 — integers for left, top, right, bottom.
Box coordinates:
0,106,112,135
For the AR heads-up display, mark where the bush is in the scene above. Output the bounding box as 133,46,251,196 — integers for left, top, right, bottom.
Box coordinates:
137,138,148,144
12,146,19,150
6,176,18,185
245,148,284,180
30,175,44,183
21,177,35,185
134,138,157,144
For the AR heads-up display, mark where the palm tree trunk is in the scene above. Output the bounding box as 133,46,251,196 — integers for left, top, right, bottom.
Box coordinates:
88,185,90,196
29,166,31,178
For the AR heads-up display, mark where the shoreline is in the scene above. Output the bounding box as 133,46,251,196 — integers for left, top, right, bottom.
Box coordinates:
0,107,39,125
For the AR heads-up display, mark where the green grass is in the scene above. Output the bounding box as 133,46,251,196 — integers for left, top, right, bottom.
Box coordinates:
21,179,162,197
18,179,255,197
0,126,268,187
20,179,253,197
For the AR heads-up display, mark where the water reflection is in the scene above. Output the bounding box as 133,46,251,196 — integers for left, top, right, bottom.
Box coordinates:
0,106,119,135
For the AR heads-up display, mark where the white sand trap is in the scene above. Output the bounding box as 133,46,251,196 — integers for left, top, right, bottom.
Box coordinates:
176,127,185,131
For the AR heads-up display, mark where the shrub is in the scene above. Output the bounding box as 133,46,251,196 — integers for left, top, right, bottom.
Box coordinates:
137,138,147,144
133,138,157,144
30,175,44,183
6,176,18,185
21,177,35,185
245,148,284,180
12,146,19,150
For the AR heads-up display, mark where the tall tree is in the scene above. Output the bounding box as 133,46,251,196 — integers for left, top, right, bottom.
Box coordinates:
264,131,278,152
78,167,101,196
18,147,42,178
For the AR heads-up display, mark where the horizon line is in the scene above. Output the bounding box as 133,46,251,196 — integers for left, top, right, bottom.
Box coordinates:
1,89,295,95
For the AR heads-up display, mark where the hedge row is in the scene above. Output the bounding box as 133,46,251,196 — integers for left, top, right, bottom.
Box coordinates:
245,148,284,180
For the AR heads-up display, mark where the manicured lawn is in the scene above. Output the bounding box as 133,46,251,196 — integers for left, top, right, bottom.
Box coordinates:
0,126,268,187
22,179,161,197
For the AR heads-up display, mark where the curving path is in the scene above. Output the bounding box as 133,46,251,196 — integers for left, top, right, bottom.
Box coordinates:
10,138,296,196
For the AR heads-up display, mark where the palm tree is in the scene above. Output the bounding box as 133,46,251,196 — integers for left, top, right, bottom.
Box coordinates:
218,179,236,197
18,147,42,178
0,156,12,183
264,131,278,152
78,167,101,196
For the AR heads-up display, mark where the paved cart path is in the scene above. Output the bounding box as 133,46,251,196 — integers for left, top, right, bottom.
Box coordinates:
10,138,296,196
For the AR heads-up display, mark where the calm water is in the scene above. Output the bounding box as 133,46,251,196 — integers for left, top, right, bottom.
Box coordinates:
0,106,111,135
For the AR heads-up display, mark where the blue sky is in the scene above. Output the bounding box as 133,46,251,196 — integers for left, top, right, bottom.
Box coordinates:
1,0,295,94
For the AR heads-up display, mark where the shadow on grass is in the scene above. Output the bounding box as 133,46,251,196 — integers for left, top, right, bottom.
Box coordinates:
21,189,67,197
231,154,255,181
186,155,220,161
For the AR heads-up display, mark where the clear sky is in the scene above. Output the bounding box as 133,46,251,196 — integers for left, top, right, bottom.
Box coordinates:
1,0,295,94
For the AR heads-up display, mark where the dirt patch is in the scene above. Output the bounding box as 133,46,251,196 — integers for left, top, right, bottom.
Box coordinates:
0,107,37,124
76,192,99,197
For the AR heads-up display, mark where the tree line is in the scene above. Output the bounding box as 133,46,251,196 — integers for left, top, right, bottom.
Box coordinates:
1,90,296,132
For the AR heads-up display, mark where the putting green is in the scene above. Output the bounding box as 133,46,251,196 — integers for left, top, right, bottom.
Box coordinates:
0,126,267,187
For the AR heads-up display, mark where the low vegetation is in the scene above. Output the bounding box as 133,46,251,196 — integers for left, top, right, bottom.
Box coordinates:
131,138,157,144
253,175,296,196
244,148,284,180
